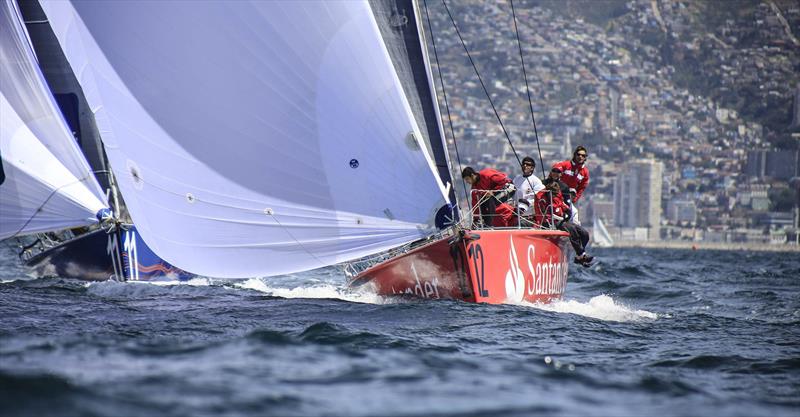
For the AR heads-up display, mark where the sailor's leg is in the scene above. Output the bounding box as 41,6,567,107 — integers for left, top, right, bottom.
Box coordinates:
578,224,590,248
560,222,585,255
480,198,496,226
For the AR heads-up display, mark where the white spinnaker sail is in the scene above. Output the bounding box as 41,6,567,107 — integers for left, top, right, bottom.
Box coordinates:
0,0,105,202
0,0,106,240
0,94,106,239
40,1,449,278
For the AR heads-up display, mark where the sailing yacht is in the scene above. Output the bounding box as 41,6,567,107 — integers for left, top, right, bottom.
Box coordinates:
1,0,110,273
4,0,571,304
592,216,614,248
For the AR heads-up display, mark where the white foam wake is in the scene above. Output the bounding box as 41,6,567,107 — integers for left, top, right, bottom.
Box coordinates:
84,277,216,298
525,294,659,322
234,278,393,305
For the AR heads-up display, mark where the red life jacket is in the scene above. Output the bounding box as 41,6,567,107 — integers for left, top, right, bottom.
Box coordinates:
552,160,589,202
533,189,568,227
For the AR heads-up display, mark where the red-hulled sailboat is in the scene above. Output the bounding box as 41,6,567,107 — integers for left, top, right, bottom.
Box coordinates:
347,0,574,304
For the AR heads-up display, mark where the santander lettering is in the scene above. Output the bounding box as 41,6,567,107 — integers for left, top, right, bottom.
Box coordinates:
391,262,441,299
503,236,568,300
525,244,567,296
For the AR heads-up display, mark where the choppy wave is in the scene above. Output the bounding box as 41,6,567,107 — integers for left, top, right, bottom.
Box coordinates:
2,248,799,417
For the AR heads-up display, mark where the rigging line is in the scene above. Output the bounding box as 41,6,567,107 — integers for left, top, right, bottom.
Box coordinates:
8,170,109,239
421,0,469,205
440,0,524,169
510,0,547,179
266,214,329,270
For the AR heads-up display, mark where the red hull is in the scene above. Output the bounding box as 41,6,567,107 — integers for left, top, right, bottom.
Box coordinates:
349,229,571,304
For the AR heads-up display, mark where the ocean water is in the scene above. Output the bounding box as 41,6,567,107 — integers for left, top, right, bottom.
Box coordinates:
0,244,798,417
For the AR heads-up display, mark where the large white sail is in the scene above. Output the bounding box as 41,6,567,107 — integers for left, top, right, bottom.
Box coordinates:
40,1,450,278
0,0,106,239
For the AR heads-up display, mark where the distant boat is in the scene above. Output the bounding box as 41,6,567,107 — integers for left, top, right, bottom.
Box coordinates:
8,0,571,304
592,217,614,248
2,0,190,282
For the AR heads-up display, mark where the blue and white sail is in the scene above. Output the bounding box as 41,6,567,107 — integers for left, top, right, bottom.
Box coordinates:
0,0,107,240
40,0,450,278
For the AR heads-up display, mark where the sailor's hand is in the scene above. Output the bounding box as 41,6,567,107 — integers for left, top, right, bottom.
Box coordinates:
497,183,516,200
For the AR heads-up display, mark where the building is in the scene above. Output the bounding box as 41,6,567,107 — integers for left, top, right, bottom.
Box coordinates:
667,199,697,224
613,159,663,239
736,184,770,211
745,149,800,180
755,212,795,228
590,195,615,226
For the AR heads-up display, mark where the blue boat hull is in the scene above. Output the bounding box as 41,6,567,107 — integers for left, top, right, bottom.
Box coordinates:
26,226,194,282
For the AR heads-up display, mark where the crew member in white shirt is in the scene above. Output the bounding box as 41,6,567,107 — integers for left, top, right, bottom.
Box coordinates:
512,156,545,219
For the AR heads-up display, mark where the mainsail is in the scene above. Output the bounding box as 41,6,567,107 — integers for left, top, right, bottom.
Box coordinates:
40,1,450,278
0,0,106,239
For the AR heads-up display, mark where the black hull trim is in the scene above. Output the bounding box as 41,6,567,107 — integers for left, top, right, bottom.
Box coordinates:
25,229,114,281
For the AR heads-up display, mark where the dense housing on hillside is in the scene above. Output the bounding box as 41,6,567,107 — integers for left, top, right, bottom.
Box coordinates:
424,0,799,245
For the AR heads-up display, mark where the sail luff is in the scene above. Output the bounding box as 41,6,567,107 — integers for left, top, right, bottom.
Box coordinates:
368,0,454,198
363,0,450,204
410,0,460,212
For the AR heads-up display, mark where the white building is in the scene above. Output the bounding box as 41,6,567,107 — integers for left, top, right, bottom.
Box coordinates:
613,159,663,239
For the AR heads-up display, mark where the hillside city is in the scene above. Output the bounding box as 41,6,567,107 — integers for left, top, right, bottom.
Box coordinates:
422,0,800,246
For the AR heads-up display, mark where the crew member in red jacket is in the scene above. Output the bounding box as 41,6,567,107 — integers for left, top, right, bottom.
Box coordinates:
537,178,593,267
533,181,569,229
552,146,589,225
461,166,516,227
551,146,589,203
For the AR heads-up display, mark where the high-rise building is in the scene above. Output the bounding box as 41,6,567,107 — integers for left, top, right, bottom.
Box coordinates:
745,149,800,180
613,159,663,239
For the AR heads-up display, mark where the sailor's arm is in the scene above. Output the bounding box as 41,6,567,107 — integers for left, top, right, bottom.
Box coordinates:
575,170,589,202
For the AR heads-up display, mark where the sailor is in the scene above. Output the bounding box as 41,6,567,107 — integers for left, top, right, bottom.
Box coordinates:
512,156,544,222
541,175,593,267
544,167,572,209
461,166,516,228
533,181,568,229
552,146,590,224
568,188,580,225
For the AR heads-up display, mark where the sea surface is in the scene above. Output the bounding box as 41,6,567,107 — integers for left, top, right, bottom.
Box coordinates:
0,244,798,417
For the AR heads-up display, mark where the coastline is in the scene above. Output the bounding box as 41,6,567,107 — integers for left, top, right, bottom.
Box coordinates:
604,240,800,253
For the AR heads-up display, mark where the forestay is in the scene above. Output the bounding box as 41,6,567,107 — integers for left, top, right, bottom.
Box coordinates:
0,0,106,239
40,1,449,278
